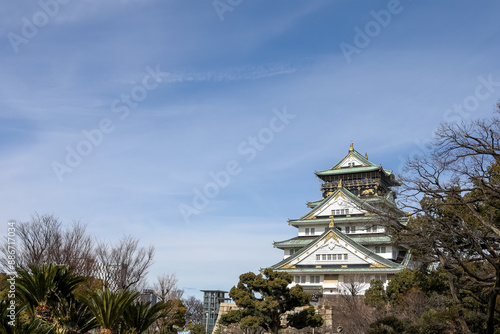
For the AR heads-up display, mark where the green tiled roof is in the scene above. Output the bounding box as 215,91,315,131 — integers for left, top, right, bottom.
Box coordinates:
274,234,393,249
274,236,316,248
289,216,380,226
274,267,404,273
297,187,376,220
306,199,323,209
349,235,393,244
269,227,404,271
316,166,380,176
314,147,395,178
331,147,376,169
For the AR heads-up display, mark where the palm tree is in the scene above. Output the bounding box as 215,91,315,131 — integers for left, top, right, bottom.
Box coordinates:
16,263,86,325
79,288,138,334
0,302,52,334
52,297,98,334
123,300,168,333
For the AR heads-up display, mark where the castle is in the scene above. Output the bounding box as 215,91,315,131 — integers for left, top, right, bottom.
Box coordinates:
270,143,411,295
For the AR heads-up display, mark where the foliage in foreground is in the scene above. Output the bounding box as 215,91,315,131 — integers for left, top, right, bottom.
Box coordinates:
1,262,189,334
219,268,323,334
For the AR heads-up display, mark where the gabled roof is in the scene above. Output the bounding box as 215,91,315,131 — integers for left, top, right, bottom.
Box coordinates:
331,144,376,169
297,187,374,221
274,234,394,249
274,236,317,249
269,225,405,273
314,143,396,179
306,199,323,209
288,216,381,227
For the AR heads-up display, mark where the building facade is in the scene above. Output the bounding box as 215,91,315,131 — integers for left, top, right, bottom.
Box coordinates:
270,143,411,295
201,290,231,334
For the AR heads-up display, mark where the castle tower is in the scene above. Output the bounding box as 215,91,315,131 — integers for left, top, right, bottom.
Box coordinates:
269,143,411,295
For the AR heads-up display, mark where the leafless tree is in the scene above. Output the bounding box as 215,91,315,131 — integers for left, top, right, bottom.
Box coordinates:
94,235,155,291
328,294,375,334
154,273,183,301
338,274,369,296
391,106,500,334
153,273,186,333
1,213,96,277
183,295,204,325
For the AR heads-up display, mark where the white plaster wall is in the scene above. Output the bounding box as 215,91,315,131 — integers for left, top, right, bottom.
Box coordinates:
368,245,393,259
339,156,363,168
297,245,370,266
298,225,324,236
316,196,364,217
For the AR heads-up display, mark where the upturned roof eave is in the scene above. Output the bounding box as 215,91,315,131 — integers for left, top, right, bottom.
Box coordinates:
297,187,375,221
273,267,404,273
269,226,403,270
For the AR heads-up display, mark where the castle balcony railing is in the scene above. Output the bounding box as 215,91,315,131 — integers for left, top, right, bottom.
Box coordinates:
321,178,381,189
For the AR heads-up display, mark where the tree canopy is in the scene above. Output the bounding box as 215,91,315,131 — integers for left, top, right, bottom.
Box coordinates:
219,268,322,334
382,103,500,334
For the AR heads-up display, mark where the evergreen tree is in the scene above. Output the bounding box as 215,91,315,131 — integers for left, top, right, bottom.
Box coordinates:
220,268,322,334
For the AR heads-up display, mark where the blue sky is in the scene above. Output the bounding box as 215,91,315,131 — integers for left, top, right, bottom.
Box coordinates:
1,0,500,300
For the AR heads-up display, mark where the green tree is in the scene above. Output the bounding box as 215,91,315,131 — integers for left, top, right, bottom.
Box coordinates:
382,107,500,334
16,263,86,325
79,288,138,334
186,321,206,334
0,302,52,334
286,306,323,330
52,297,98,334
365,279,388,308
219,268,320,334
123,300,169,334
367,315,418,334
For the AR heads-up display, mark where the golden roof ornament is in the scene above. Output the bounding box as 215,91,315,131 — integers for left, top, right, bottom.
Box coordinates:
365,152,368,159
338,179,342,188
329,216,335,228
349,141,354,151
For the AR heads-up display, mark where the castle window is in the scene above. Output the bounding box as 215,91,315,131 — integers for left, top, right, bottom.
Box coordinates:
310,228,315,235
316,254,348,261
295,276,307,284
305,228,310,235
375,246,386,253
346,226,356,234
310,276,320,284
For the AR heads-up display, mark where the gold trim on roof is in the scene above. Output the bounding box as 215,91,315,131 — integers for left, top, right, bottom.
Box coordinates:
321,231,339,244
370,262,389,268
329,216,334,228
333,192,345,200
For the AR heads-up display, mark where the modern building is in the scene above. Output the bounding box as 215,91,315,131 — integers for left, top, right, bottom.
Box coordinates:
201,290,232,334
140,289,158,304
270,143,411,295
